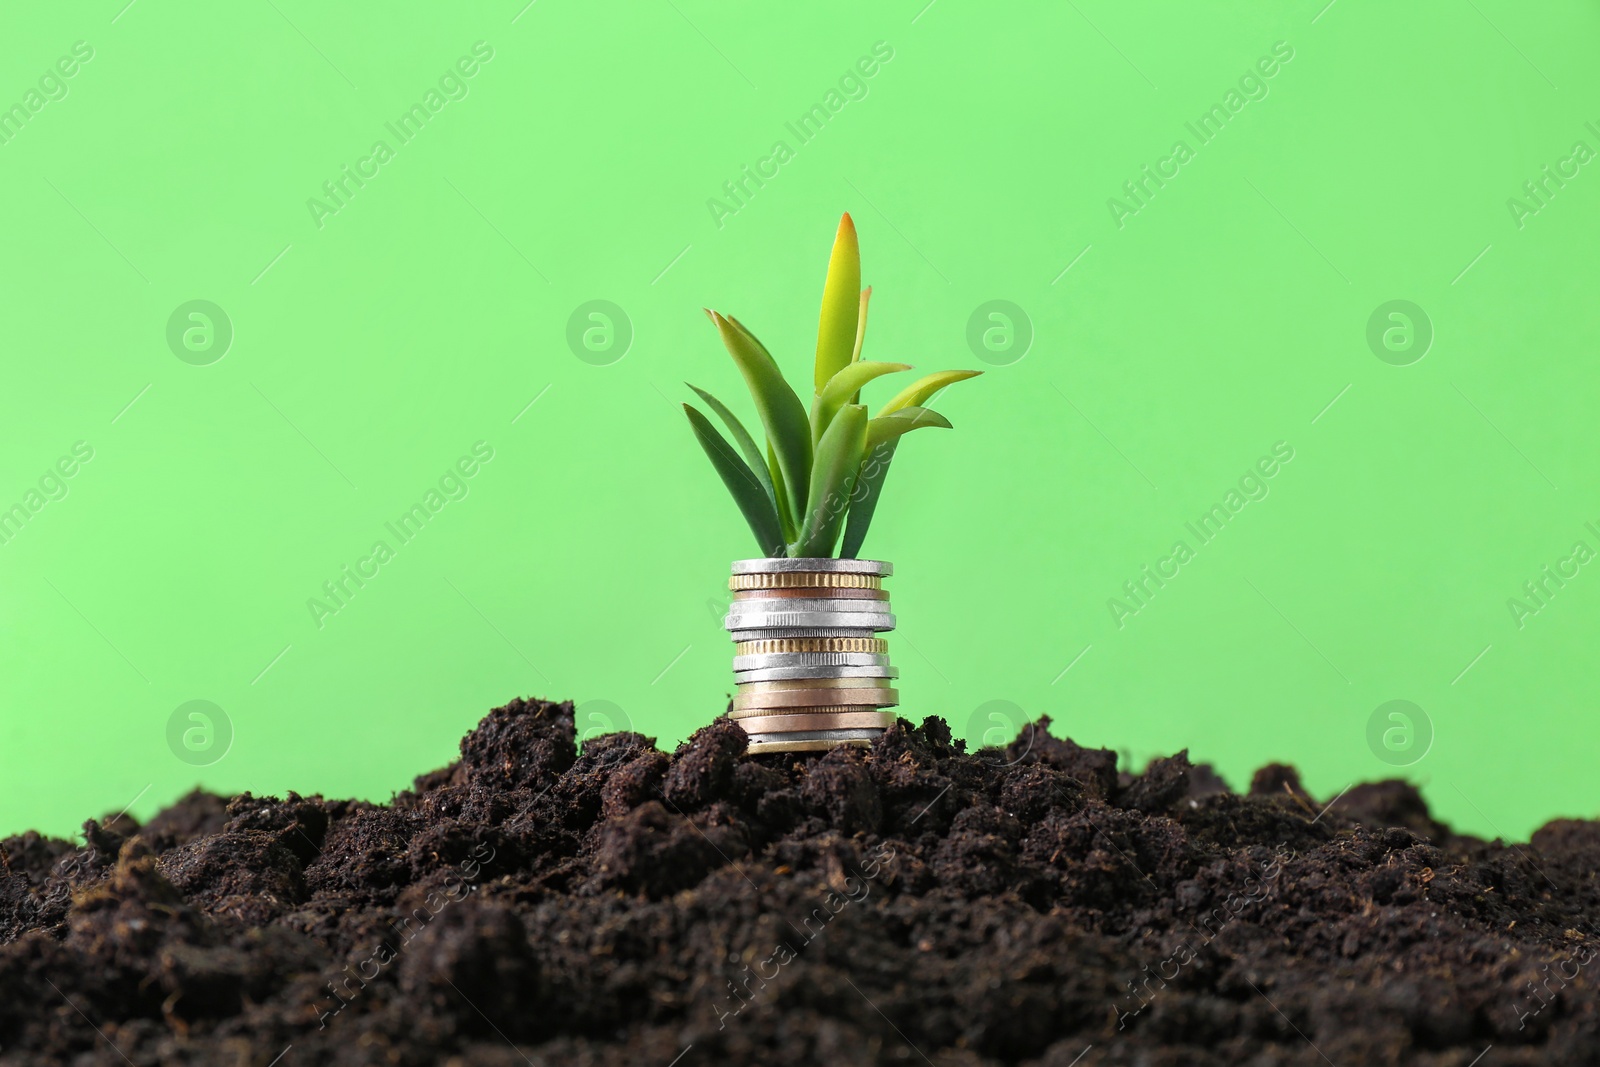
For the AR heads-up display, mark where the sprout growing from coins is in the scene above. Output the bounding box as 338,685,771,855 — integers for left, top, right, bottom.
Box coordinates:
682,213,981,560
683,214,983,752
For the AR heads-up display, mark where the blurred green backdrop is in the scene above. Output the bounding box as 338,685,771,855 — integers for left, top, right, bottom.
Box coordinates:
3,0,1596,842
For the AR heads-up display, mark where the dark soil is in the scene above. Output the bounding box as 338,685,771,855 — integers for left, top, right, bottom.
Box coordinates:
2,699,1597,1066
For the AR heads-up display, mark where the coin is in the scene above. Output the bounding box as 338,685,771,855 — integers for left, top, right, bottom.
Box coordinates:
746,737,874,753
729,597,891,614
732,586,888,601
735,637,888,655
731,688,898,711
729,703,890,718
734,711,899,733
733,664,899,682
736,676,894,692
744,727,886,746
731,558,892,577
724,611,896,631
732,651,890,671
728,628,882,642
729,572,882,590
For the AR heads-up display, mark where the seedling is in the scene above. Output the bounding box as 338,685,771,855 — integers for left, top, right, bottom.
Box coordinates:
683,214,982,558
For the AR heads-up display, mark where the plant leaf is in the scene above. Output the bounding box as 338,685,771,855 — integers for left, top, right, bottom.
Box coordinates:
849,286,873,404
768,439,795,544
865,405,952,451
851,287,872,364
839,409,950,558
811,360,911,446
683,404,786,556
812,213,861,393
839,440,897,559
709,310,812,523
686,382,775,514
793,403,867,558
723,312,774,359
876,369,983,418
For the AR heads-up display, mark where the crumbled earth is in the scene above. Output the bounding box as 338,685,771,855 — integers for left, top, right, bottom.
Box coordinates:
2,699,1596,1066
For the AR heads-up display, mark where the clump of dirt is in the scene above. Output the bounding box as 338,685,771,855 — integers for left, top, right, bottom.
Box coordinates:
2,698,1596,1065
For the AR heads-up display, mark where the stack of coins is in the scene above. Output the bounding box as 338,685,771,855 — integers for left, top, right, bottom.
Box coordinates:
723,557,898,754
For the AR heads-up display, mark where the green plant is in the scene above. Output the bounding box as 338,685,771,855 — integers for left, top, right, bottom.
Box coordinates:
683,213,982,558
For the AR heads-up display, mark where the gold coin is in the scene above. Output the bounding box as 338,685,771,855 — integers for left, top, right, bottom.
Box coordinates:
734,637,888,655
736,711,899,733
729,572,882,591
737,677,892,693
731,688,898,712
732,586,888,601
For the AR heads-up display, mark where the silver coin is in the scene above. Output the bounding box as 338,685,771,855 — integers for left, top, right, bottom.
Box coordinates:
728,628,881,642
724,611,896,631
744,727,887,743
734,664,899,682
727,597,892,615
731,558,893,577
732,651,891,671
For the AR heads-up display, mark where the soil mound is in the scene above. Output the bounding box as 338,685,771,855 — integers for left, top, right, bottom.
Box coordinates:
2,698,1596,1065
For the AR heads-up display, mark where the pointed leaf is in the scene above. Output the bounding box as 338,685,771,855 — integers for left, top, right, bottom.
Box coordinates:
839,441,897,559
710,310,811,522
876,369,983,418
866,405,952,451
686,383,775,514
684,404,786,556
813,213,860,393
723,312,774,358
811,360,911,446
793,403,867,557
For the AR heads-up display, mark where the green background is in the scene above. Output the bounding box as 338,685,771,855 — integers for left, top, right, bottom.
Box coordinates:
3,0,1596,842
